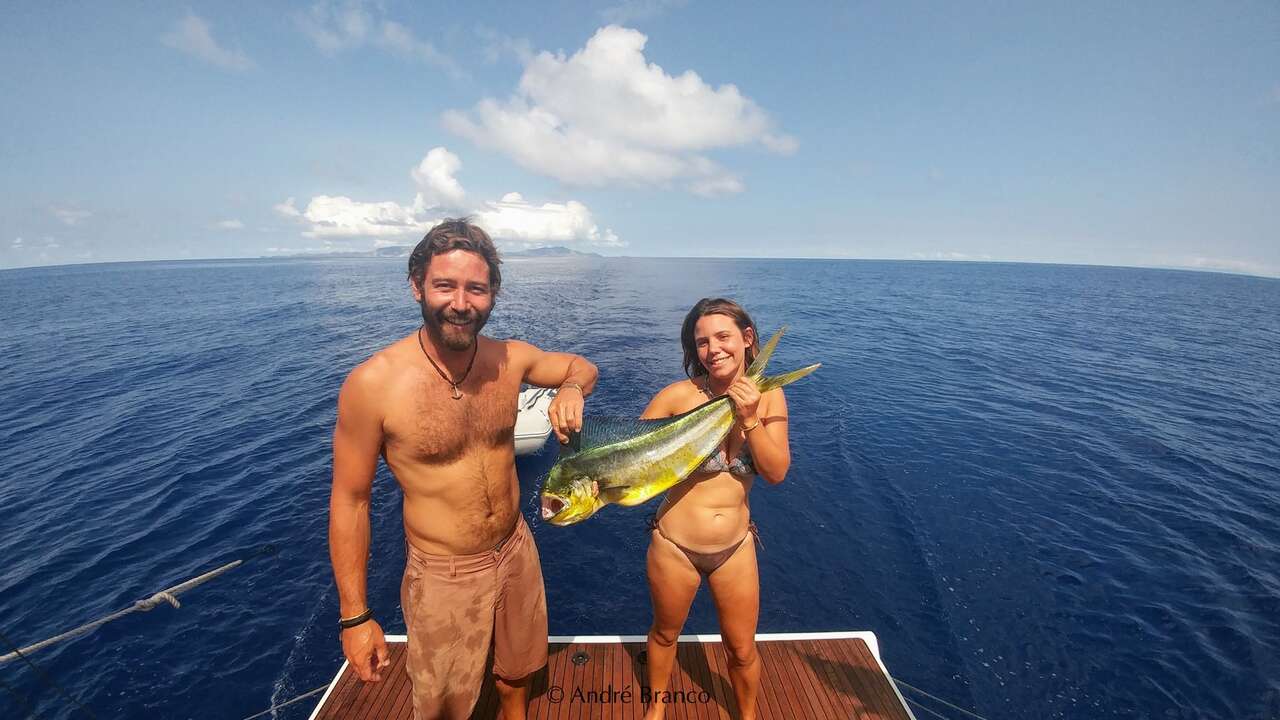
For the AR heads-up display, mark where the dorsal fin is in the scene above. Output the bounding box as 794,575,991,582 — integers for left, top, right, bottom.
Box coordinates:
560,415,680,456
746,326,785,381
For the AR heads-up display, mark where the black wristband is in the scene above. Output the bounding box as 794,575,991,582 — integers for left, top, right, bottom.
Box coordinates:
339,608,374,630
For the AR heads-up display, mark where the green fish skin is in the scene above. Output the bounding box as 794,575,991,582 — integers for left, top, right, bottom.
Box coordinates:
539,327,819,526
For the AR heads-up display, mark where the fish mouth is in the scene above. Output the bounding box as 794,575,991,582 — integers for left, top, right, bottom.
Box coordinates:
540,495,566,521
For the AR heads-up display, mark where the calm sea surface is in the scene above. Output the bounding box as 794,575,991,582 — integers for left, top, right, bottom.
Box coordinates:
1,258,1278,719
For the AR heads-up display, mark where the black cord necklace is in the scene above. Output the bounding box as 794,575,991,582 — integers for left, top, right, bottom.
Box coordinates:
417,325,478,400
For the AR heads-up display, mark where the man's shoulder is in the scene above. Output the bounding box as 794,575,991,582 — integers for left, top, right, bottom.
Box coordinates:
344,334,416,390
491,337,540,367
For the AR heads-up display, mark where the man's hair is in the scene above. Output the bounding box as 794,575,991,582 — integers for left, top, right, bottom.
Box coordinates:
680,297,759,379
407,218,502,294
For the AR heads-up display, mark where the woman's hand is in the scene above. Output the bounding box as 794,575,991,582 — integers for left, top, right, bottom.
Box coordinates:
726,376,762,428
548,384,585,443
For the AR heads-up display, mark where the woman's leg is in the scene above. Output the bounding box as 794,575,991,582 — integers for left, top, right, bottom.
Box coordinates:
708,539,761,720
643,531,702,720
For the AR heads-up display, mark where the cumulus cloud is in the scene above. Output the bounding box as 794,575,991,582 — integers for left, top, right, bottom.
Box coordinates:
296,1,463,77
276,148,621,248
161,13,254,71
278,195,427,239
411,147,467,211
216,219,245,230
443,25,796,195
475,193,622,248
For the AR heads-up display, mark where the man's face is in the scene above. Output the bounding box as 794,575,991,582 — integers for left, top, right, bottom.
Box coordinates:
412,249,495,351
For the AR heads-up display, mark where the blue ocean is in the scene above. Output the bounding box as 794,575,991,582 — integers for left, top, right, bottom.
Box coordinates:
1,257,1277,720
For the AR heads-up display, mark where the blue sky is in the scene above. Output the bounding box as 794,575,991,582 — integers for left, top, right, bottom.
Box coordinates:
2,1,1277,275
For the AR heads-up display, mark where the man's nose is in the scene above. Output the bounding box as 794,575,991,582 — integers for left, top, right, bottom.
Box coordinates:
449,288,468,311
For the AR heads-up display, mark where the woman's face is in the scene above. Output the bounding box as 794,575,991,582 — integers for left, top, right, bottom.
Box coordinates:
694,313,755,382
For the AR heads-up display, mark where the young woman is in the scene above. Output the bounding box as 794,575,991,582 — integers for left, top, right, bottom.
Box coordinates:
639,298,792,720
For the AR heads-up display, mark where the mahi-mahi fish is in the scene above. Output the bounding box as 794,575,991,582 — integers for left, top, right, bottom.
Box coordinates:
539,327,819,526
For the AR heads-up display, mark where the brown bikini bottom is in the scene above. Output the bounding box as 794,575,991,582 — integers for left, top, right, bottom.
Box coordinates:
648,515,761,577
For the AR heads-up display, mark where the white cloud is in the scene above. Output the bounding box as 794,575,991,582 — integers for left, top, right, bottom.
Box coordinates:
216,219,245,230
51,206,91,226
289,195,429,239
277,148,620,248
11,237,22,248
161,13,254,71
297,1,462,77
475,193,623,248
411,147,467,211
443,25,795,195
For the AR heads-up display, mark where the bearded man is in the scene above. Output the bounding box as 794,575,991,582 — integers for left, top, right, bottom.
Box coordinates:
328,218,596,719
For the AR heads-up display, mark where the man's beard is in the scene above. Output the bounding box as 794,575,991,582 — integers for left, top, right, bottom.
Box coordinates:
421,302,490,351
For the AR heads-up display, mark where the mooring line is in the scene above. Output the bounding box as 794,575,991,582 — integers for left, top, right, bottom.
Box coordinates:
0,544,276,665
896,677,991,720
240,684,330,720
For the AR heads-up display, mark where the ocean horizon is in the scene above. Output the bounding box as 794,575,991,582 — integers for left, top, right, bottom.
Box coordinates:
2,254,1275,281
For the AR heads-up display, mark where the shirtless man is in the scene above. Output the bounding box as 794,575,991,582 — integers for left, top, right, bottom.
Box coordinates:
329,219,597,720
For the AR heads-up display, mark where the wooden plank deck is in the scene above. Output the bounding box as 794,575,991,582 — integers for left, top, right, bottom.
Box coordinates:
309,633,915,720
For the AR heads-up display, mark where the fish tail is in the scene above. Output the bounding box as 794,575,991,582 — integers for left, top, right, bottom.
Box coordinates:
746,326,786,380
756,363,821,393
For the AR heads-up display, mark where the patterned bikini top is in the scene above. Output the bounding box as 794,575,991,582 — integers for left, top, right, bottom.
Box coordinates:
696,445,756,477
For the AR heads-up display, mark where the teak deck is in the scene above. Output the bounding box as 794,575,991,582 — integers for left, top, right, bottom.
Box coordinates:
308,632,916,719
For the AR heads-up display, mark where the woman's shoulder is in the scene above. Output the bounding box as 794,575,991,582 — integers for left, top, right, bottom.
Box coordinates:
643,378,703,418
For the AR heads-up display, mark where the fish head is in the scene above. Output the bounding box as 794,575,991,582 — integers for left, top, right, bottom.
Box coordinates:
540,463,603,526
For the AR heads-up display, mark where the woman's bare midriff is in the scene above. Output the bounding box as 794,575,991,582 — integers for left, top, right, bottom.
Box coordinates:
655,471,753,552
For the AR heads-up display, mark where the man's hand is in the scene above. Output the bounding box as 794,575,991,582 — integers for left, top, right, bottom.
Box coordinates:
548,384,584,444
726,376,762,428
341,619,391,682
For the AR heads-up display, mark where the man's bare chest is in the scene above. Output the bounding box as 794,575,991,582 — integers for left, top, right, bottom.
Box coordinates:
384,374,520,465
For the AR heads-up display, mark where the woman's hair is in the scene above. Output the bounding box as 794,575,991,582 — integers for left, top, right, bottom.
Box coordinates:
680,297,759,378
407,217,503,294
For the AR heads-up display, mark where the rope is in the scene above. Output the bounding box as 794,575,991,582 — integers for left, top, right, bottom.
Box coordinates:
0,626,96,718
239,684,330,720
905,695,954,720
521,386,556,410
0,544,276,666
896,677,991,720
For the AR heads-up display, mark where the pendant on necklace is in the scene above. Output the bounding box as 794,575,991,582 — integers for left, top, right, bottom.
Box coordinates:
450,384,462,400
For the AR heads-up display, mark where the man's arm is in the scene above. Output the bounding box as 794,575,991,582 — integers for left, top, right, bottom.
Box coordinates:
512,340,599,443
329,363,390,682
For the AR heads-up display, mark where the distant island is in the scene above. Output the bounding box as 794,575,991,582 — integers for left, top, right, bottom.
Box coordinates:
268,245,600,259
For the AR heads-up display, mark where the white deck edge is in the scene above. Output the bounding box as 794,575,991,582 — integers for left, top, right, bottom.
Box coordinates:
310,632,915,720
305,658,351,720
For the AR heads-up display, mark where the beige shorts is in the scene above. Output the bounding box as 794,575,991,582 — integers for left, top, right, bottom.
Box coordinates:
400,515,548,720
